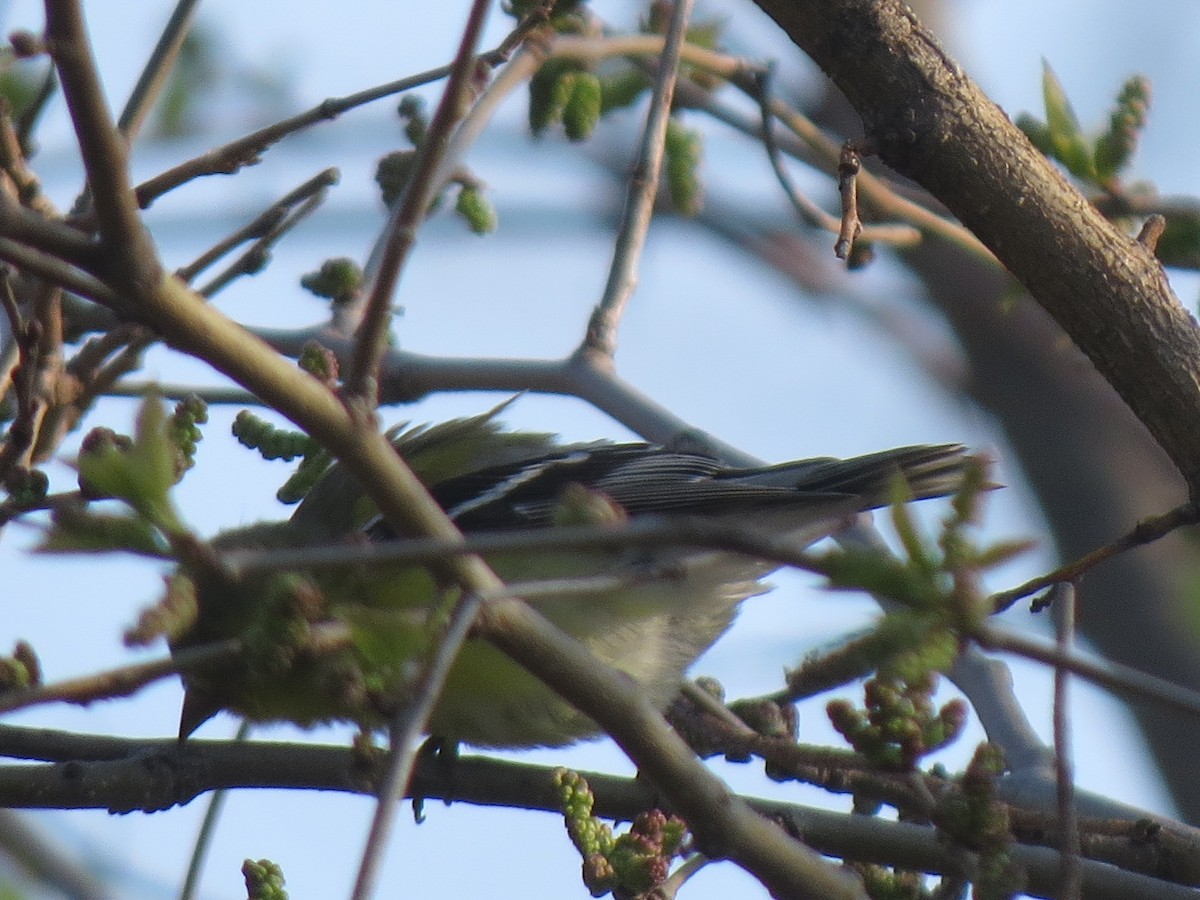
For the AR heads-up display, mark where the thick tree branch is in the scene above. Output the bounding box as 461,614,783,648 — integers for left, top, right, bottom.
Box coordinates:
0,726,1194,899
752,0,1200,498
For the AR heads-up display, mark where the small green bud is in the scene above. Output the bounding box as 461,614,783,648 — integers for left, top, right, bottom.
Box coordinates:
0,640,41,693
665,119,703,215
398,94,428,147
529,59,582,135
300,257,363,305
242,858,288,900
1094,75,1151,184
454,185,498,235
297,342,340,386
169,394,208,477
4,465,48,506
232,411,312,462
375,150,418,208
563,71,602,141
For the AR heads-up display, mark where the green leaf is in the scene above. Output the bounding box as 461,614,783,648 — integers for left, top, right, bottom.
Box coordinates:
77,396,183,533
1041,61,1096,182
664,119,703,216
1094,75,1151,184
455,185,498,234
563,71,602,141
38,507,171,557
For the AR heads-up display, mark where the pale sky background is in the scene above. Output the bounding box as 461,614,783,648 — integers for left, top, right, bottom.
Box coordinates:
2,1,1198,897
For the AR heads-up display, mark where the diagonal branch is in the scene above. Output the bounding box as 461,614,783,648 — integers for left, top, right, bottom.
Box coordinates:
752,0,1200,498
345,0,493,405
44,0,160,298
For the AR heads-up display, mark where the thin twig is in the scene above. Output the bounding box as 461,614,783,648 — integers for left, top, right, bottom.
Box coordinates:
219,516,826,581
129,39,526,213
85,172,337,404
177,169,338,284
15,64,57,155
179,720,251,900
0,639,242,716
991,503,1198,612
0,271,38,481
753,67,919,250
45,0,160,298
117,0,201,140
0,191,99,271
976,623,1200,720
195,191,328,299
345,0,493,406
0,488,84,528
763,99,992,261
0,238,115,303
835,143,863,259
1051,583,1083,900
102,381,259,405
657,853,710,898
350,592,483,900
0,102,54,218
1135,214,1166,252
0,730,1194,898
581,0,696,358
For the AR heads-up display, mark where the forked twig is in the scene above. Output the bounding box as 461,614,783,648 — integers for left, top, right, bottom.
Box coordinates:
581,0,697,358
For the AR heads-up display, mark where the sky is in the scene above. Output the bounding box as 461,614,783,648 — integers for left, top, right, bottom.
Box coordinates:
1,1,1197,897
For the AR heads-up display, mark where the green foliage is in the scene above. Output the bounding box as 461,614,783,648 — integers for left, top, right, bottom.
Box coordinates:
529,57,586,136
455,184,499,234
563,71,603,141
230,410,330,505
847,862,935,900
374,149,420,209
599,69,651,114
300,257,363,305
554,768,688,898
169,394,208,477
40,400,191,556
827,673,966,771
0,640,41,693
125,572,199,646
0,58,44,120
39,504,172,557
934,744,1024,900
376,97,496,234
664,118,703,216
1018,63,1151,191
797,460,1031,695
1094,75,1151,184
232,411,312,462
73,396,186,533
505,0,590,33
296,342,340,387
3,465,47,506
243,858,288,900
398,94,428,147
1038,61,1096,183
274,448,335,505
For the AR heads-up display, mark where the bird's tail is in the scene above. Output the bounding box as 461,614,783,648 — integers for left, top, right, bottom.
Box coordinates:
730,444,974,509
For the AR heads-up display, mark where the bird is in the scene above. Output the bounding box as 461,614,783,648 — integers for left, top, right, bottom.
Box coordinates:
171,407,971,749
